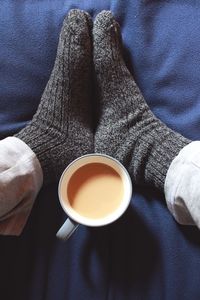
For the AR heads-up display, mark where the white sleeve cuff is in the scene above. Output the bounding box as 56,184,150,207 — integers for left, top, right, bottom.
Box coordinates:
164,141,200,228
0,136,43,235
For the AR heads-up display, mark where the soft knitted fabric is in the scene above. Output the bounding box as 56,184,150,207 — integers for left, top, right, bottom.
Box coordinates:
16,9,94,184
94,11,191,191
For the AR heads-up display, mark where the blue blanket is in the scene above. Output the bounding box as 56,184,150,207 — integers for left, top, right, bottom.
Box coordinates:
1,1,200,299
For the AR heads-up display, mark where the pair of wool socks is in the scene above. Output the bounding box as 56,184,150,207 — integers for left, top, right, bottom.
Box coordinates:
16,9,190,191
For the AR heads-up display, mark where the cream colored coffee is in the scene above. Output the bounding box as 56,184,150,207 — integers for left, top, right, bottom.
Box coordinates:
66,163,124,219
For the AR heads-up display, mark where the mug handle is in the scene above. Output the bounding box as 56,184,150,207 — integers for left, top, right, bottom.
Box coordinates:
56,218,79,241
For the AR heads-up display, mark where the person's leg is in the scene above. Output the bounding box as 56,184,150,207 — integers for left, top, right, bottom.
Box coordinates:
93,11,191,191
16,9,94,184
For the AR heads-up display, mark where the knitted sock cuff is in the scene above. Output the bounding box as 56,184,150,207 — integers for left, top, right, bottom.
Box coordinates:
145,126,191,190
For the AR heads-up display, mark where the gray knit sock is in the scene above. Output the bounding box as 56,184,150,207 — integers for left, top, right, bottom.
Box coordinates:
16,9,93,184
94,11,191,191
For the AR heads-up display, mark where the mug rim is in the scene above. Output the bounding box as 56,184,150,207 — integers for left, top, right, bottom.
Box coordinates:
58,153,132,227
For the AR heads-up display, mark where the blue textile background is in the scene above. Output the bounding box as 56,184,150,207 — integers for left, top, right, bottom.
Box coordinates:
1,1,200,299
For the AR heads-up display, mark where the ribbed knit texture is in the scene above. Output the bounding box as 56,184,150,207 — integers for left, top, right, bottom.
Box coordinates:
94,11,191,191
16,9,93,184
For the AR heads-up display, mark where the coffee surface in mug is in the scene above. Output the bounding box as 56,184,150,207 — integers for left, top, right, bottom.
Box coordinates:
66,163,124,219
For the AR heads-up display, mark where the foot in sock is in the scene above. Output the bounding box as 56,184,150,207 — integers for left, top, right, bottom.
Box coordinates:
93,11,191,191
16,9,94,184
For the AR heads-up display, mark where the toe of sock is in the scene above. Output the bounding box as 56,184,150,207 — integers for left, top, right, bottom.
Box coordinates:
93,10,121,50
62,9,92,35
93,10,122,64
94,10,118,32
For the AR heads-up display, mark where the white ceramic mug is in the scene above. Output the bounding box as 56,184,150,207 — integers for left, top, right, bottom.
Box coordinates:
56,154,132,241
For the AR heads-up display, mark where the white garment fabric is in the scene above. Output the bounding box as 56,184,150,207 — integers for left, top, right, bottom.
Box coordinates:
0,137,43,235
164,141,200,227
0,137,199,236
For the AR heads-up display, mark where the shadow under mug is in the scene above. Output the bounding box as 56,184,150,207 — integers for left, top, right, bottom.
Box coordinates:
56,153,132,241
